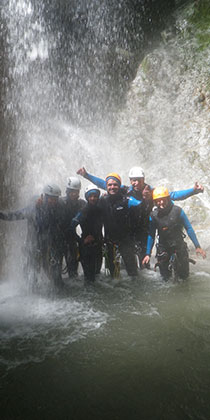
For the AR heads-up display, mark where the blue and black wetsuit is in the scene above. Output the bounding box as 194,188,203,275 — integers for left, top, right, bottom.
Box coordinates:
98,191,141,278
82,171,199,201
146,201,201,279
130,188,200,266
82,171,200,267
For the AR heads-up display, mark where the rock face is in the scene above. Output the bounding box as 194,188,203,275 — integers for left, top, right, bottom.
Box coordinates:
113,0,210,240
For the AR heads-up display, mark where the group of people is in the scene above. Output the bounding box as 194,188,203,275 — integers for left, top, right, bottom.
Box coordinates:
0,166,206,287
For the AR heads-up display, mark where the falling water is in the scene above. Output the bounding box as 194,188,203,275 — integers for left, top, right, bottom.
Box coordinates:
1,1,210,419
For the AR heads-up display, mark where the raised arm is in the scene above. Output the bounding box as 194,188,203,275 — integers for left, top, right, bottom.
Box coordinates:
170,182,204,201
77,167,106,190
0,207,31,221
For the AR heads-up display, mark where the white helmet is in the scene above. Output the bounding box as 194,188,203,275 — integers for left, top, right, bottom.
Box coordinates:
43,183,61,197
129,166,145,179
66,177,81,191
85,185,100,201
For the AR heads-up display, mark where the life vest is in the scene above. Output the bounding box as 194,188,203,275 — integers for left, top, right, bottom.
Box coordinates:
135,199,153,232
151,204,184,248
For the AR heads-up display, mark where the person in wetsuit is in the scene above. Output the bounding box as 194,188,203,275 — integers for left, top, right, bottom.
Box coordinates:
71,185,103,282
61,177,86,279
76,166,204,268
97,172,142,279
0,183,66,288
142,186,206,280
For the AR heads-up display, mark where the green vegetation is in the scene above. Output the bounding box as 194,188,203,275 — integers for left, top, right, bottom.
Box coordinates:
186,0,210,51
141,56,150,74
189,0,210,27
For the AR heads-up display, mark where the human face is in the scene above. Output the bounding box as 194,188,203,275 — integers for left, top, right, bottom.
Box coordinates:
46,195,58,206
142,185,152,201
88,193,99,205
106,179,120,195
68,189,79,201
154,196,170,209
130,177,145,191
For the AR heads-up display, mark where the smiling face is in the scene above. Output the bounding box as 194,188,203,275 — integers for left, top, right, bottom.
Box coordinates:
88,193,99,205
106,179,120,195
67,189,80,201
154,196,170,209
130,177,145,191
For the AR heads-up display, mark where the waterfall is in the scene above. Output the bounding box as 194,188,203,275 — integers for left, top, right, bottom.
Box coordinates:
1,4,210,419
0,0,177,207
0,0,209,281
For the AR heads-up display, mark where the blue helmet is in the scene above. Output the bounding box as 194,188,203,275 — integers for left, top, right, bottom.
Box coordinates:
85,185,100,201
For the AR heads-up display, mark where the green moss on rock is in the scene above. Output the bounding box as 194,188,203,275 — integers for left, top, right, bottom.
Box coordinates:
189,0,210,50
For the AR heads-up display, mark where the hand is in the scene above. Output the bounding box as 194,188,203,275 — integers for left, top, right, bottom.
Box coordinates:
77,167,87,177
142,255,150,266
196,247,206,259
194,181,204,193
84,235,95,244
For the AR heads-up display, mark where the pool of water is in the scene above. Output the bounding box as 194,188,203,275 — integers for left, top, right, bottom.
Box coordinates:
1,259,210,420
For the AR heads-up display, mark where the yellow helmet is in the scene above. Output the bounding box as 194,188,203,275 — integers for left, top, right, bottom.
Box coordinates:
105,172,121,186
153,186,170,200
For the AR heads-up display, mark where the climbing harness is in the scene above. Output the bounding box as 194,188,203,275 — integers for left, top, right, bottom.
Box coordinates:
103,242,121,279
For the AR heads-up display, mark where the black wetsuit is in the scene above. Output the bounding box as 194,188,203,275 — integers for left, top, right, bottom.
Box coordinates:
98,191,138,278
149,203,191,280
71,203,103,282
61,196,86,278
127,185,152,267
0,197,66,287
